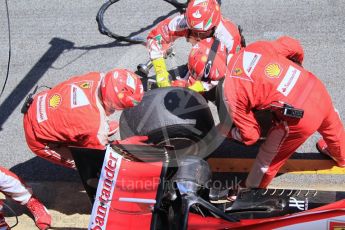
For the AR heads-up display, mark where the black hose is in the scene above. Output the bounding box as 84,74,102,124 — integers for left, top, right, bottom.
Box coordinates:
0,0,11,99
3,202,19,229
95,0,194,44
163,0,188,12
163,0,221,10
96,0,146,44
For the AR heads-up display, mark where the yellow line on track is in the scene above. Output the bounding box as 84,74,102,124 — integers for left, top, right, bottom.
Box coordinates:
207,158,345,174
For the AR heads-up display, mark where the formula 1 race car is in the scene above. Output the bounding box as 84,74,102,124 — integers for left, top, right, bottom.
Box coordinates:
73,145,345,230
71,87,345,230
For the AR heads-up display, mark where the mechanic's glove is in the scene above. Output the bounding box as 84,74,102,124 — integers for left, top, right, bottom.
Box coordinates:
188,80,206,93
152,57,171,87
171,79,188,88
114,136,149,145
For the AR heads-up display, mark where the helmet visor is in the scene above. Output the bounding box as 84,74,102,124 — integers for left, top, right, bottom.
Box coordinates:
188,28,215,40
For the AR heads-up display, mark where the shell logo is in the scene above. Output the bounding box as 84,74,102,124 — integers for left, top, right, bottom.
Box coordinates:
49,94,62,109
117,92,124,99
201,55,208,62
265,63,281,78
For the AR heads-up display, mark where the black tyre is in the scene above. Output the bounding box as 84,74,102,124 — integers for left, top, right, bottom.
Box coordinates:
120,87,219,158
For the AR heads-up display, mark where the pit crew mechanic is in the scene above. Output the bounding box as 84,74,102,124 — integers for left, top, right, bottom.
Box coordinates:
188,36,345,188
0,166,51,230
147,0,244,90
22,69,146,169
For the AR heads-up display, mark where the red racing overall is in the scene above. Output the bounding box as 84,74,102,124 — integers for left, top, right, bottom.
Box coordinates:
23,72,109,169
223,37,345,188
147,14,242,60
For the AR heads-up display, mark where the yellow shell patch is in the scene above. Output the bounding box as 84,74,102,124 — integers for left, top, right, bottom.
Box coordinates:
201,55,208,62
49,94,61,108
265,63,281,78
117,93,124,99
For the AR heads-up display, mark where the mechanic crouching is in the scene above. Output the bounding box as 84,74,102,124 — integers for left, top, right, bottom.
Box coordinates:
22,69,146,170
147,0,245,89
0,166,51,229
187,36,345,189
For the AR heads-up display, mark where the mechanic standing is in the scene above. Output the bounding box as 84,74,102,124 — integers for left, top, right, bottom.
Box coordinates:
0,166,51,229
23,69,146,169
147,0,245,90
188,37,345,188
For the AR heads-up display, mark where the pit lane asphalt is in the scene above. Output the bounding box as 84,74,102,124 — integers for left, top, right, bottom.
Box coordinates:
0,0,344,228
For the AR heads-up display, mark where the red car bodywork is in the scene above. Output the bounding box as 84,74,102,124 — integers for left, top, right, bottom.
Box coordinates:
88,146,345,230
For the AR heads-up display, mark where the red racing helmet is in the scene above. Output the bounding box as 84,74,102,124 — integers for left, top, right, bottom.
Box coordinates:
185,0,221,34
188,37,228,82
101,69,144,115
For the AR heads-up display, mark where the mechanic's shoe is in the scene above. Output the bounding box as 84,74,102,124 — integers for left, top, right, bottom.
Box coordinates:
0,214,9,230
0,200,10,230
26,196,51,230
316,139,345,167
